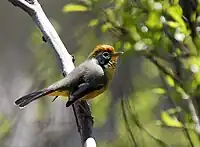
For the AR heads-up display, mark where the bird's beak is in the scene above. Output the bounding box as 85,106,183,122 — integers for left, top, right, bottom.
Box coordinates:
109,51,123,68
112,51,124,61
112,51,124,56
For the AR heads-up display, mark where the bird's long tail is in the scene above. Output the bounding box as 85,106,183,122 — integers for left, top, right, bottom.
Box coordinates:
15,88,53,108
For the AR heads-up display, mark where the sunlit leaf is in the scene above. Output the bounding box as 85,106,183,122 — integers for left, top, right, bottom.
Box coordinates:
167,5,183,25
167,5,187,34
161,112,183,127
123,42,132,51
62,4,89,12
165,75,175,87
152,88,166,94
88,19,99,27
101,22,112,32
115,0,125,9
146,11,162,29
166,21,180,28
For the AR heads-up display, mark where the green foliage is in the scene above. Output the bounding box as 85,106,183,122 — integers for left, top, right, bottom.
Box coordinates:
63,0,200,146
7,0,197,146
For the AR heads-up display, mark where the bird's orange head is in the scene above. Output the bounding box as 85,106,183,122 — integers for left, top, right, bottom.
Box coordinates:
88,44,123,68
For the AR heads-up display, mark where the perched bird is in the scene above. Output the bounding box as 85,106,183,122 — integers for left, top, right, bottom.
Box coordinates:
15,44,123,108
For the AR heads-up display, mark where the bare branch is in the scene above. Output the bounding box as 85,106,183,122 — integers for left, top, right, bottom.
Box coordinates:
8,0,95,146
186,97,200,134
8,0,34,14
160,74,195,147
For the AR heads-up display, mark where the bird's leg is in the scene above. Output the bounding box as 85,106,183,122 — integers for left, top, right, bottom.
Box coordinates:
52,96,59,102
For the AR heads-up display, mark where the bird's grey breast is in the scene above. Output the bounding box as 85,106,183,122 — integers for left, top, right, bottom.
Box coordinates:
82,59,107,85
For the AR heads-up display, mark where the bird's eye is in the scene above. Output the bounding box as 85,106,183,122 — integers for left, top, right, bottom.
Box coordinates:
103,52,109,57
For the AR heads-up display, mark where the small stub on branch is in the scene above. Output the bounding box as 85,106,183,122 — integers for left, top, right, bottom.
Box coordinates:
42,36,47,42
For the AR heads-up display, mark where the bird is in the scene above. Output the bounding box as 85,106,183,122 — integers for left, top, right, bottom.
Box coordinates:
14,44,123,108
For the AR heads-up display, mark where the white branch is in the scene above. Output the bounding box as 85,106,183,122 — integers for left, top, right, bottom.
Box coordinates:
31,1,75,74
8,0,96,146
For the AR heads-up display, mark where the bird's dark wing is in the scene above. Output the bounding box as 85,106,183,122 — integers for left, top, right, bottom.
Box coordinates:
65,59,108,106
65,83,104,107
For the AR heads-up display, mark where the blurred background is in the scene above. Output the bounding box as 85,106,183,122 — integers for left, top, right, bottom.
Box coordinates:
1,0,200,147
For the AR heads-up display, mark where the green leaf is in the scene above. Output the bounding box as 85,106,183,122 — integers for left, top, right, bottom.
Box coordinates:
166,21,180,28
167,5,187,34
167,107,181,114
123,42,132,51
165,75,175,87
88,19,99,27
161,111,183,127
152,88,166,94
105,9,116,23
62,4,89,13
101,22,112,32
167,5,183,24
146,11,162,29
115,0,125,9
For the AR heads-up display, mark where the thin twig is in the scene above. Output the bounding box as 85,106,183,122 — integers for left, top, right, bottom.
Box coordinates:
125,99,170,147
160,74,195,147
146,55,182,87
121,99,138,147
